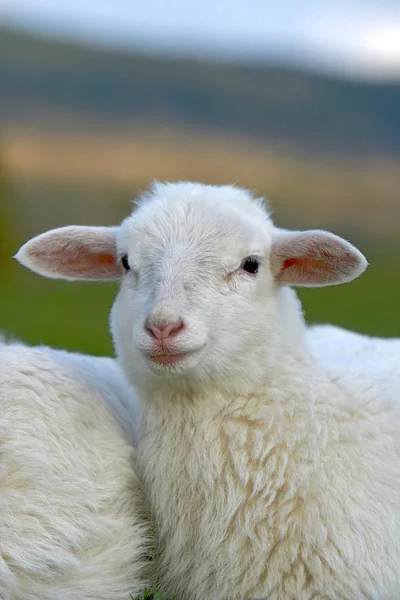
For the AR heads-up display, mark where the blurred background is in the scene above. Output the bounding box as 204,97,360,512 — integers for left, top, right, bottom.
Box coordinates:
0,0,399,355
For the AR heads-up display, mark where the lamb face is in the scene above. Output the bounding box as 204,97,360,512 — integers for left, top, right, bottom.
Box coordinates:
111,183,277,389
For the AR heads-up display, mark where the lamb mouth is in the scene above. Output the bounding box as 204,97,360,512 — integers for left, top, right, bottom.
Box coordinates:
149,353,190,365
147,345,205,366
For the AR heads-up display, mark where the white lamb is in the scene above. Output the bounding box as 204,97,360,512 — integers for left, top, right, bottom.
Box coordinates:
0,339,150,600
16,182,400,600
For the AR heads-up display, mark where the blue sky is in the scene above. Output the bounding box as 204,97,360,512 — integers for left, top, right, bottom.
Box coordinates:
1,0,400,79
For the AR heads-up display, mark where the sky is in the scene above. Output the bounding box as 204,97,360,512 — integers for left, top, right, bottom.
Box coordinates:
1,0,400,79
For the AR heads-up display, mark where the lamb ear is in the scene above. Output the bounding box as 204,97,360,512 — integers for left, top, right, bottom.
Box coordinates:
270,229,368,287
14,226,121,281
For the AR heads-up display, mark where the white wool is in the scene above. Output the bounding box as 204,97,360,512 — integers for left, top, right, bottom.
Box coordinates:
0,340,150,600
308,324,400,404
16,181,400,600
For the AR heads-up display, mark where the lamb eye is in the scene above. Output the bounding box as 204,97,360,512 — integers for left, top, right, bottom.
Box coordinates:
121,255,130,271
241,257,259,274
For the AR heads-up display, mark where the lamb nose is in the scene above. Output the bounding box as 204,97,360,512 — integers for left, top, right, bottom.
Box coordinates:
145,319,185,341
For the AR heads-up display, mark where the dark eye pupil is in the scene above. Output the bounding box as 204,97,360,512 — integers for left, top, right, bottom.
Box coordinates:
242,257,259,274
121,255,130,271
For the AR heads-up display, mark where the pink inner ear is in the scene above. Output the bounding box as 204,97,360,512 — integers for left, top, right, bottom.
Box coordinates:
95,254,117,266
51,247,120,279
26,245,121,280
282,256,332,274
278,252,349,285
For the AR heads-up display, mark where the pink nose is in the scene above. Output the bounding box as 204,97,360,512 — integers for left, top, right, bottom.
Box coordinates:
145,319,185,341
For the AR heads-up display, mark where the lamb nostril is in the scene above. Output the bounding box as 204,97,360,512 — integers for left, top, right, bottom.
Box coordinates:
145,322,159,339
163,320,185,339
145,319,185,341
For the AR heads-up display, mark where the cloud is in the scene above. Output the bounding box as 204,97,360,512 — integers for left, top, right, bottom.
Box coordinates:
299,9,400,77
0,0,400,78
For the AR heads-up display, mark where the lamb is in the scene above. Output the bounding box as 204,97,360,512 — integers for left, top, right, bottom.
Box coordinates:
16,181,400,600
0,339,150,600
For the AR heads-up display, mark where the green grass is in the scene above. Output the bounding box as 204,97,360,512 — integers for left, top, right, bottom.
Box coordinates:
0,251,399,355
0,270,117,355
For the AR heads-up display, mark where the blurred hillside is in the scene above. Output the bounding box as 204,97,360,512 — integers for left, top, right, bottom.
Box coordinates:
1,26,400,157
3,125,400,249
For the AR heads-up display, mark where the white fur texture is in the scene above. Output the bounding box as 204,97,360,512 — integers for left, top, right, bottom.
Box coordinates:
0,340,150,600
17,181,399,600
308,324,400,402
